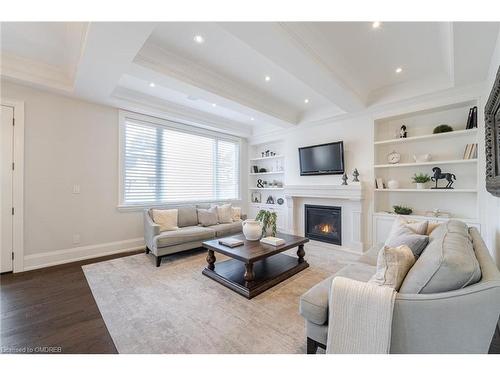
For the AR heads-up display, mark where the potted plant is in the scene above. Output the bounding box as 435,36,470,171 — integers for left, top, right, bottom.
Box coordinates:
393,205,413,215
412,173,431,189
255,209,277,237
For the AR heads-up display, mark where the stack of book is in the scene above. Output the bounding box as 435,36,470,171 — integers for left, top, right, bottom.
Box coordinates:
463,143,478,159
260,236,285,246
219,238,244,248
466,106,478,129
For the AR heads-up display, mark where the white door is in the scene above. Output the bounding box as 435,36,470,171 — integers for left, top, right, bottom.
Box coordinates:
1,105,14,273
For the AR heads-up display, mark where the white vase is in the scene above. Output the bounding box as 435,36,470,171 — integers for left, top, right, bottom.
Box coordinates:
387,179,399,189
416,183,426,189
242,220,262,241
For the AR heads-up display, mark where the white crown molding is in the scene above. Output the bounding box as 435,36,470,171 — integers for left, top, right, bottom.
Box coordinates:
0,53,73,92
135,42,298,126
249,81,486,145
110,87,253,138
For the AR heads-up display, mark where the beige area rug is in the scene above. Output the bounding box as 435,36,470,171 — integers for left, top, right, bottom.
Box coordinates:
82,242,360,354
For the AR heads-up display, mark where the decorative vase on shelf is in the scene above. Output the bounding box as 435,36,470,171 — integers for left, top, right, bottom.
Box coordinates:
242,220,262,241
387,179,399,189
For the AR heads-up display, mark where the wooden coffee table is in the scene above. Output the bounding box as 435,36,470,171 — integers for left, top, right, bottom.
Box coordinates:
202,233,309,299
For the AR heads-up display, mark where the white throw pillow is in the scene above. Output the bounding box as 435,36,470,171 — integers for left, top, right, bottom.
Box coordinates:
152,209,179,232
368,245,416,291
197,207,219,227
215,203,233,224
231,207,242,222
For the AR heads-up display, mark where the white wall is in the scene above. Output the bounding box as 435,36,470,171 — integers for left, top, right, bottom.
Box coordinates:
1,80,247,270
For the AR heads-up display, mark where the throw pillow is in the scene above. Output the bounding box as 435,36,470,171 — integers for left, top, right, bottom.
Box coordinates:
152,209,179,232
426,222,441,235
231,207,242,221
197,207,218,227
213,203,233,224
385,216,429,257
368,245,416,291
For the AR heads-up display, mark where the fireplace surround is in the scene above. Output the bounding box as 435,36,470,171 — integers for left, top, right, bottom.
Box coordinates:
304,204,342,245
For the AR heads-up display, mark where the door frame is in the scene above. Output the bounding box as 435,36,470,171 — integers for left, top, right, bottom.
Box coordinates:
2,99,24,273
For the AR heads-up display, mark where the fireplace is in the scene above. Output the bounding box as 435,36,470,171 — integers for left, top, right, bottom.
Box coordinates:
304,205,341,245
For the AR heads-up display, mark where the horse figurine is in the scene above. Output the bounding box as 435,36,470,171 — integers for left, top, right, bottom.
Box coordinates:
431,167,456,189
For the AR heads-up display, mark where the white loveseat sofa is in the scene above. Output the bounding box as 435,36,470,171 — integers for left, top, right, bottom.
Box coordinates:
300,220,500,354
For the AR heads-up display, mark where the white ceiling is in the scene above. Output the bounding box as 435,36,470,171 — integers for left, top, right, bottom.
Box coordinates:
1,21,499,137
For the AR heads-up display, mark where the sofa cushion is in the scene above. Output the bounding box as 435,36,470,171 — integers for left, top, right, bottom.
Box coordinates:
299,263,376,325
399,220,482,294
211,203,233,224
385,224,429,258
368,245,415,290
231,207,242,221
357,243,384,266
210,220,243,237
152,209,179,232
197,207,219,227
155,226,215,248
177,205,199,227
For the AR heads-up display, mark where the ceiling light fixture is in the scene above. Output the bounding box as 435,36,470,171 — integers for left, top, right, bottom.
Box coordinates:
149,82,156,88
212,103,217,107
372,21,381,29
395,67,403,74
193,35,205,44
250,117,255,121
265,75,271,82
304,98,309,104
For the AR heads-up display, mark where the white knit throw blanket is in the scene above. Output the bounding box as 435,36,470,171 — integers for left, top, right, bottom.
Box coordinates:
326,276,396,354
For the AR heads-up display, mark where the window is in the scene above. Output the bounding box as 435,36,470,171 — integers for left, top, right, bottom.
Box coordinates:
120,114,240,207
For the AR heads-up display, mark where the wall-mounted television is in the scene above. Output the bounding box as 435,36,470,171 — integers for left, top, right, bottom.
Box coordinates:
298,141,344,176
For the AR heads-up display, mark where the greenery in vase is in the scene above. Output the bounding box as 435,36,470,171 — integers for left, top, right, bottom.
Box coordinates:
412,173,431,183
433,124,453,134
255,209,277,237
393,205,413,215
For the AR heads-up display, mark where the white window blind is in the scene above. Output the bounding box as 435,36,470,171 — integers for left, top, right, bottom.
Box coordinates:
122,118,240,206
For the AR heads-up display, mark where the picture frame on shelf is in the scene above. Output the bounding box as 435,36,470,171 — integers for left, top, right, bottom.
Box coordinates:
376,178,385,189
251,192,261,203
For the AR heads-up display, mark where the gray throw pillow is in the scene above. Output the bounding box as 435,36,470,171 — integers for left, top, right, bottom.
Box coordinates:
197,207,218,227
385,225,429,258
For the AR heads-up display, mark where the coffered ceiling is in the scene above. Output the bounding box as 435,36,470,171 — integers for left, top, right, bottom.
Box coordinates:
1,21,499,137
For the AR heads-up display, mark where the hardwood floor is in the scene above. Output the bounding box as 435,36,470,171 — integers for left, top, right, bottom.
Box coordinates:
1,249,499,354
0,251,142,354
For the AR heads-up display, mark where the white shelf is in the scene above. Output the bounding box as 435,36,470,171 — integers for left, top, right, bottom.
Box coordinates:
249,171,284,175
249,203,286,209
374,128,477,145
249,187,284,190
249,155,284,161
374,159,477,168
373,211,479,223
375,188,477,193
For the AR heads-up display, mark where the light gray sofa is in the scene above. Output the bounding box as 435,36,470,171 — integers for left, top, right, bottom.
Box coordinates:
300,221,500,354
144,204,245,267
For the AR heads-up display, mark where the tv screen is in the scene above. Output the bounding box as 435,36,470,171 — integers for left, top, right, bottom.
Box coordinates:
299,141,344,176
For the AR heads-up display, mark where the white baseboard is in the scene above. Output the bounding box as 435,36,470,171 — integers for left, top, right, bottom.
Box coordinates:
23,237,145,271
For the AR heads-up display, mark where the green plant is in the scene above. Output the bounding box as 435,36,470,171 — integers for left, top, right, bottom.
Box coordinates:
412,173,431,183
255,209,277,237
433,124,453,134
393,205,413,215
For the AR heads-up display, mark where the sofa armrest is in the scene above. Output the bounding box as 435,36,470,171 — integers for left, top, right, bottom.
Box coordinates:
144,209,160,250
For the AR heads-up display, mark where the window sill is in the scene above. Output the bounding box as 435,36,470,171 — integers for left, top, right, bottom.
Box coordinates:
117,199,243,212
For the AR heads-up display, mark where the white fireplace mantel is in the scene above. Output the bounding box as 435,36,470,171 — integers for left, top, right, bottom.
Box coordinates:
284,184,364,201
284,184,364,252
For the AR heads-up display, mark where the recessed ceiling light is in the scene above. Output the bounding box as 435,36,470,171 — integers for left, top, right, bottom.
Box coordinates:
372,21,381,29
212,103,217,107
395,67,403,74
193,35,204,44
304,98,309,104
250,117,255,121
149,82,156,88
265,76,271,82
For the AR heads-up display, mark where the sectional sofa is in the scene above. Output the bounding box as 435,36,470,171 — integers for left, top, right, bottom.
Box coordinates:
144,204,245,267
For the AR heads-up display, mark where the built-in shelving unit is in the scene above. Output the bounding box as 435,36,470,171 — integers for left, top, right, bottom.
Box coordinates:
373,99,479,221
248,141,286,230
